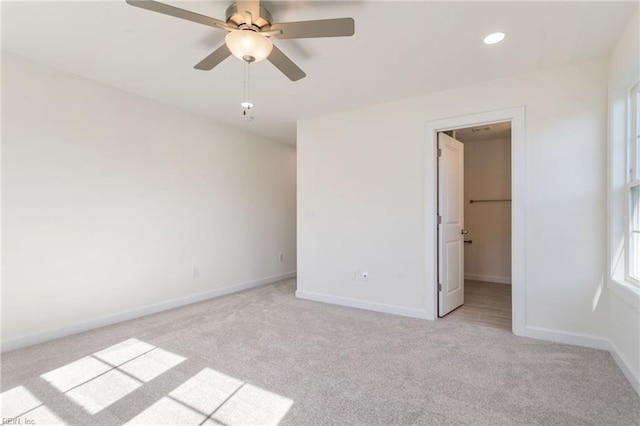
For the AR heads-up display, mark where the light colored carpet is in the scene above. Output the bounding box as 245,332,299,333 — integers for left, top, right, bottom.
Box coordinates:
1,279,639,425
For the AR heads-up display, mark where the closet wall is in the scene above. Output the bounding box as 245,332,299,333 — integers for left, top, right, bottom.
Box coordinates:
463,136,512,284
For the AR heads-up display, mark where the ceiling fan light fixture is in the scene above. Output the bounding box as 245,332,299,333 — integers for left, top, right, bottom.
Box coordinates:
225,30,273,63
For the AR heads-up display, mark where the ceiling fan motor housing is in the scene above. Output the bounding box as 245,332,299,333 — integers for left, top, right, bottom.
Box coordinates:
225,3,273,29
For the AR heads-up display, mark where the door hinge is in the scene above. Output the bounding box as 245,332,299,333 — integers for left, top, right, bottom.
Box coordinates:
437,215,442,225
438,283,442,292
437,148,442,157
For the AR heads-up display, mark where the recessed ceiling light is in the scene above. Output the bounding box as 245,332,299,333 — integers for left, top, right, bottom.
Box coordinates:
483,32,505,45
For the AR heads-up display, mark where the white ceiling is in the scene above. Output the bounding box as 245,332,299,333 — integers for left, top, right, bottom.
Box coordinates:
2,1,637,145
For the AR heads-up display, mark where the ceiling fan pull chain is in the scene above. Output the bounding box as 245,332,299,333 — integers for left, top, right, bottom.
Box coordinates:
245,60,250,106
241,60,254,120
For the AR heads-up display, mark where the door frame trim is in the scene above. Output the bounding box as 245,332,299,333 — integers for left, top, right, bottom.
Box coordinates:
426,106,526,336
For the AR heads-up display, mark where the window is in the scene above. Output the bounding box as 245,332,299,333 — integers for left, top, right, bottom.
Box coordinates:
628,83,640,284
631,186,640,281
635,86,640,182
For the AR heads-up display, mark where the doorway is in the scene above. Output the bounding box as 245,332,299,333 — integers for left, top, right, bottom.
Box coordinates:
437,123,512,330
426,107,525,335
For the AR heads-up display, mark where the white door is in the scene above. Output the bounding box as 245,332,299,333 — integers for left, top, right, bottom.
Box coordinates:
438,132,465,317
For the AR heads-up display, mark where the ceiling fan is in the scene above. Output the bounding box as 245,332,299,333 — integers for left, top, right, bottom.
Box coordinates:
125,0,355,81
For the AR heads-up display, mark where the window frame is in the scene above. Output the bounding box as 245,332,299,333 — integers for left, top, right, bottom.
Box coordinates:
626,82,640,286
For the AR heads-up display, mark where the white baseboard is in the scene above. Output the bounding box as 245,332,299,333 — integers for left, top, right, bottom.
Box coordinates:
465,273,511,284
523,326,610,350
1,271,296,353
295,290,431,320
609,341,640,397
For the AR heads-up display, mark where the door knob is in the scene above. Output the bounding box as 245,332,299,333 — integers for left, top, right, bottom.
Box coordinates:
461,229,469,235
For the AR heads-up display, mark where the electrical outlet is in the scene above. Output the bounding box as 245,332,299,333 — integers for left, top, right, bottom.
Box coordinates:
192,266,199,278
279,253,284,262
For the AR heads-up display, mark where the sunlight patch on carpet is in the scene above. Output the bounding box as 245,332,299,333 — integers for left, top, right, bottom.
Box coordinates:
214,383,294,426
28,338,294,424
0,385,43,419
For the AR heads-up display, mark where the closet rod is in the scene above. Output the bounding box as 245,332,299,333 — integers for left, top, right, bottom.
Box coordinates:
469,199,511,203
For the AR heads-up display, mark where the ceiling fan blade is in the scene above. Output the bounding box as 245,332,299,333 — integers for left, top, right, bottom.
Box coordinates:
194,44,231,70
267,45,306,81
237,1,260,24
126,0,229,30
270,18,354,39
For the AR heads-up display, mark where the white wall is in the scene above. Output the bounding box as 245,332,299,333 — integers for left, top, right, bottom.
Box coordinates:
607,9,640,393
463,137,512,284
298,56,609,340
1,54,297,349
